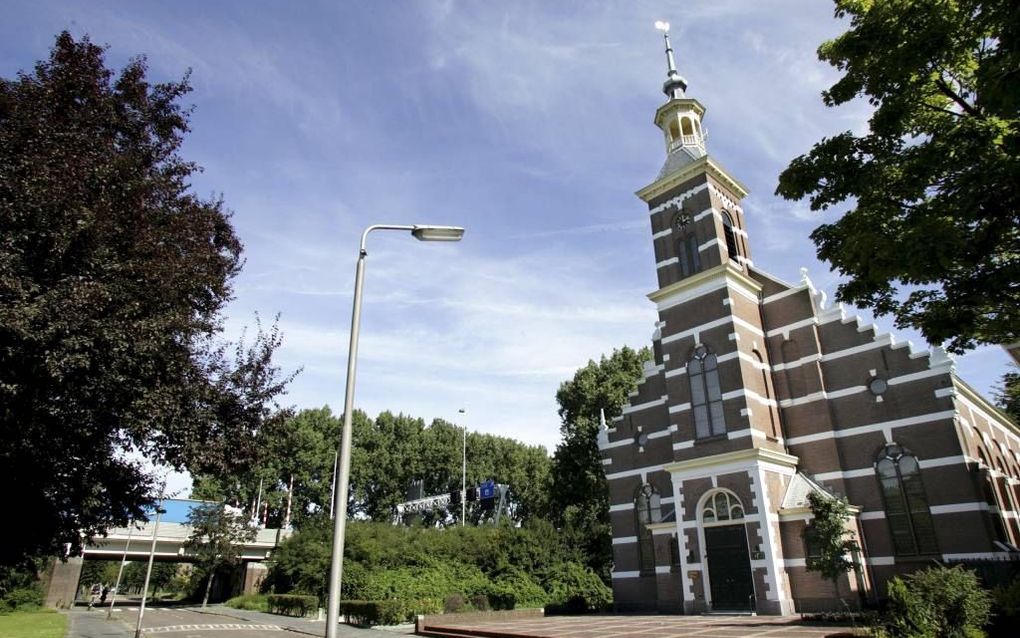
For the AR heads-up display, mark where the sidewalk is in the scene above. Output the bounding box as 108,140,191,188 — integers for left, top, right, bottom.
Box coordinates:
64,605,416,638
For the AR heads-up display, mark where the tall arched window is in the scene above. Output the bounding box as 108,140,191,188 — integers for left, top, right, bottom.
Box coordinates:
876,443,938,555
636,484,661,573
753,350,779,439
689,345,725,438
978,449,1009,544
721,211,740,261
700,489,744,524
673,211,700,278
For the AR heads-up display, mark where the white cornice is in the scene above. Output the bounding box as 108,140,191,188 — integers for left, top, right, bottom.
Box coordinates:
648,262,762,309
636,155,750,204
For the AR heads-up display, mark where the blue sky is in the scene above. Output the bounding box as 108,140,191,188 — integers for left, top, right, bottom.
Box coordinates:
4,1,1012,495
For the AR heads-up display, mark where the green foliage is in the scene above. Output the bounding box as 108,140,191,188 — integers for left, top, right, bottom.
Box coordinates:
185,502,257,606
0,560,44,612
881,566,992,638
803,491,860,592
549,346,651,582
991,575,1020,621
265,520,605,622
541,561,613,614
267,594,318,617
776,0,1020,353
340,599,436,625
0,609,66,636
224,593,269,612
0,32,293,567
994,368,1020,424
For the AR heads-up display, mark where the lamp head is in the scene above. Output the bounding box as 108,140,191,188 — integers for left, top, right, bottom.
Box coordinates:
411,225,465,242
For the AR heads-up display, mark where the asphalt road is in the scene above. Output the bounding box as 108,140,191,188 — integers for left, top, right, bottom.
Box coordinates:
67,604,416,638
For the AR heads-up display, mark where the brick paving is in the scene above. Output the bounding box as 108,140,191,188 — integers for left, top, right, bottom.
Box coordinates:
418,614,858,638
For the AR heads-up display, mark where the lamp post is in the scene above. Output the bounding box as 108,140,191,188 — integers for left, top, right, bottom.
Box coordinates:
134,484,166,638
458,408,467,526
324,224,464,638
106,521,135,619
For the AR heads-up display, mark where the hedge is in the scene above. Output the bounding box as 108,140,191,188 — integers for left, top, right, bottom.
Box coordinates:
267,594,318,617
340,599,442,625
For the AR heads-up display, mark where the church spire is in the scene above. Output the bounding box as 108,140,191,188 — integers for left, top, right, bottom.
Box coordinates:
651,21,707,177
655,21,687,100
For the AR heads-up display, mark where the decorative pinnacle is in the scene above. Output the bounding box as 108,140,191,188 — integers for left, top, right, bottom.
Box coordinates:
655,20,687,99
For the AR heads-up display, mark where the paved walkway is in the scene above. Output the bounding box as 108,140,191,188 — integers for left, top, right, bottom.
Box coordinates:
418,614,859,638
65,605,416,638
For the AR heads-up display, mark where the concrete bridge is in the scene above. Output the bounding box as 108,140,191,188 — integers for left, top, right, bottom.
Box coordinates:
45,499,293,608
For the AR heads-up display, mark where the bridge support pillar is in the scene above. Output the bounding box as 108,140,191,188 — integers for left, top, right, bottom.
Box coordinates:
243,562,267,595
44,556,83,609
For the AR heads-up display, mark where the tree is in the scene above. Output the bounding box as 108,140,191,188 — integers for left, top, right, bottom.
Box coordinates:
995,366,1020,423
776,0,1020,353
549,346,650,582
184,502,256,607
0,33,292,566
802,490,861,604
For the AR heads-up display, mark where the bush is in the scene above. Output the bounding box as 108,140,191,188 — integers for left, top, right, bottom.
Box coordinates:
225,594,269,612
0,586,43,613
881,566,992,638
267,594,318,617
340,599,440,625
542,562,612,614
443,594,465,613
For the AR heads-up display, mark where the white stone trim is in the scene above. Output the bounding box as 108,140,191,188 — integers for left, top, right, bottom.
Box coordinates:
611,571,641,579
866,556,895,566
621,396,668,416
656,257,679,269
762,285,809,306
785,410,956,446
930,502,989,515
661,316,734,345
859,511,885,520
647,183,709,217
652,228,672,240
655,565,672,574
612,536,638,545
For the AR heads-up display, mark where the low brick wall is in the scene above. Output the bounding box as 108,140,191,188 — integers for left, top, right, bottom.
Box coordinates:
417,608,545,634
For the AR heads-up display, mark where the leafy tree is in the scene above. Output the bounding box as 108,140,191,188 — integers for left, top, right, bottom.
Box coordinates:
995,366,1020,423
0,33,293,566
883,565,992,638
776,0,1020,353
803,491,861,603
549,346,651,582
184,502,256,607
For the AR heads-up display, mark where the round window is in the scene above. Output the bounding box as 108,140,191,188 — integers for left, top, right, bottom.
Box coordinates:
635,433,649,447
868,377,888,395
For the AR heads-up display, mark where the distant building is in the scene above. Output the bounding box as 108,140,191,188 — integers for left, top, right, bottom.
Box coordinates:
600,29,1020,615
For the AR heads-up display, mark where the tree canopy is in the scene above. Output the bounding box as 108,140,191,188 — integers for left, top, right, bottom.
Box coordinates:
776,0,1019,353
549,346,650,582
0,33,291,566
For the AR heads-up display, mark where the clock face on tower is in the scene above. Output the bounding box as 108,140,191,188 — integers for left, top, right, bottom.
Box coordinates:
671,208,692,231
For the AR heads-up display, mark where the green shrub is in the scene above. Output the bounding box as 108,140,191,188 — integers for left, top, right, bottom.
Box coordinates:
491,569,547,609
443,594,465,613
882,566,991,638
225,594,269,612
340,599,440,625
0,586,43,613
267,593,318,617
542,561,612,614
469,593,489,611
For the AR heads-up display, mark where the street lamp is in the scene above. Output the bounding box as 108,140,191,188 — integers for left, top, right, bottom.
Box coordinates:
458,408,467,527
135,484,166,638
324,223,464,638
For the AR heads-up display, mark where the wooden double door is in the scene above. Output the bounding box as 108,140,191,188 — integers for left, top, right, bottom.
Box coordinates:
705,524,755,611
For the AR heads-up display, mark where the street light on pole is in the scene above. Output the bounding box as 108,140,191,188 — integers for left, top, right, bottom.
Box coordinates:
458,408,466,527
324,223,464,638
134,483,166,638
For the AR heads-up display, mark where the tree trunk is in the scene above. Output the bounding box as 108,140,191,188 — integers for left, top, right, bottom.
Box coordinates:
202,571,215,608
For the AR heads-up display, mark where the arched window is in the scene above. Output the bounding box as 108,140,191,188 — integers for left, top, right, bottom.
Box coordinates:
977,449,1009,544
876,443,938,555
668,120,680,141
701,489,744,524
689,345,725,438
636,484,661,572
780,340,804,399
673,211,700,278
681,116,694,136
721,211,740,261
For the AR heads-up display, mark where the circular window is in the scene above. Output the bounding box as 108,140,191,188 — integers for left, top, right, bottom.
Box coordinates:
869,377,888,395
635,433,649,447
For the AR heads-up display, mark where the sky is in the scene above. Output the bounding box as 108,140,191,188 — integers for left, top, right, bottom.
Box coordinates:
3,1,1013,496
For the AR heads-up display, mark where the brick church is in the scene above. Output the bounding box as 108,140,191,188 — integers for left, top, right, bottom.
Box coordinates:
599,28,1020,615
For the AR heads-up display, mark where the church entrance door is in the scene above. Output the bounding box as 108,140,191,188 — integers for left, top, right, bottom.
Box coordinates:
705,524,754,611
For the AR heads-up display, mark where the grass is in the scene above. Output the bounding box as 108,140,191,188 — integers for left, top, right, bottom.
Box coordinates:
0,609,68,638
224,593,269,612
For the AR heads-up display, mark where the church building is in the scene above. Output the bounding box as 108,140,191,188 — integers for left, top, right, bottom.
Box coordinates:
599,28,1020,615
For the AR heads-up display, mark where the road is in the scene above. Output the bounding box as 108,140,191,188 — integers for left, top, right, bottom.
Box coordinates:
66,604,416,638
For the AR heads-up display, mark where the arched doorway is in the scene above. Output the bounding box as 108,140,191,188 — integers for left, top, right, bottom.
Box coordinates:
701,490,754,611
